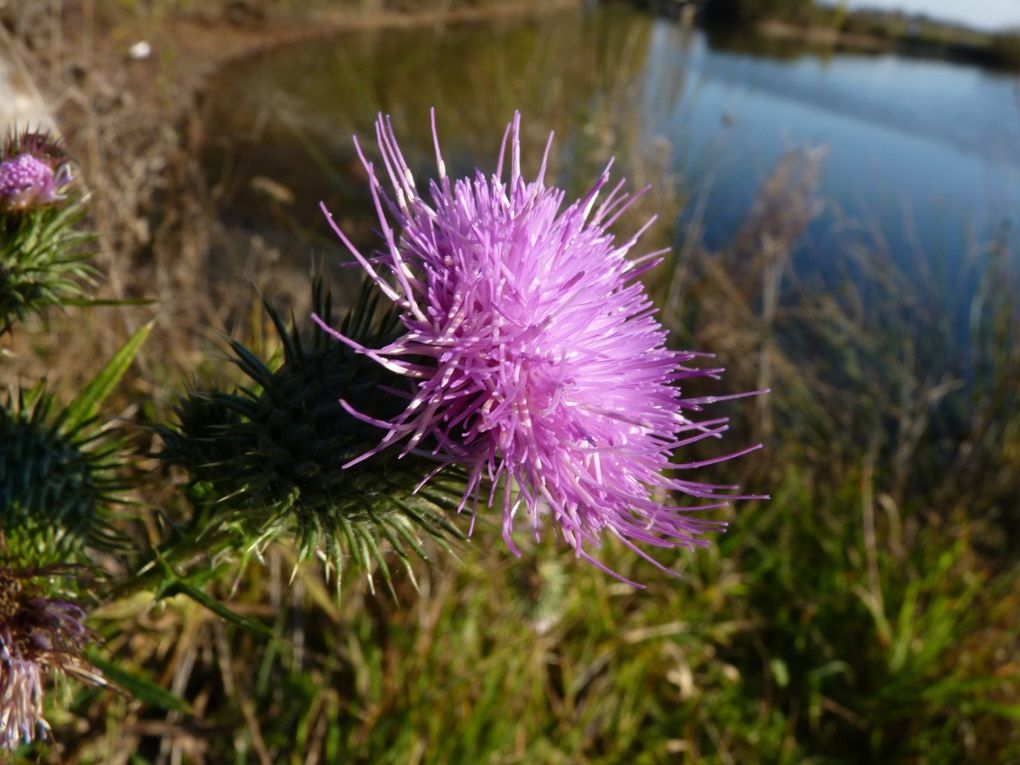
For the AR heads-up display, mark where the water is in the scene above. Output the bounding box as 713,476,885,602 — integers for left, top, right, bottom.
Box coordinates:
202,4,1020,287
662,27,1020,261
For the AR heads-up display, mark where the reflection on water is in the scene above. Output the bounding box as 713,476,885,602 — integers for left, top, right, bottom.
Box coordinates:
656,24,1020,259
202,3,1020,281
203,6,662,243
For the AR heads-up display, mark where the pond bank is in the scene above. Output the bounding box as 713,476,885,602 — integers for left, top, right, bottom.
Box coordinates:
752,19,1020,69
617,0,1020,70
54,0,581,132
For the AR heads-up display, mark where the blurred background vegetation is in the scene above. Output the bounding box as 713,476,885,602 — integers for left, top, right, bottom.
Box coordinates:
1,0,1018,762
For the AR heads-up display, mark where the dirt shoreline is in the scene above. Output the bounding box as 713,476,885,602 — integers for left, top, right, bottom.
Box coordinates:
91,0,581,126
754,20,892,52
752,18,1014,68
4,0,582,176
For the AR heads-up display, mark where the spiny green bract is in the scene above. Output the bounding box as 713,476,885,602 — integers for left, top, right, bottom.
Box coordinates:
0,387,125,558
0,200,95,335
158,280,465,593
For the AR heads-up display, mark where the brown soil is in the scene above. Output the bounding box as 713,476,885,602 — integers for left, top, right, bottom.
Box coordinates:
79,0,579,126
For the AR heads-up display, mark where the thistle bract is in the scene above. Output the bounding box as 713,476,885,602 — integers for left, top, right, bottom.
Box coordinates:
0,130,73,214
159,280,464,591
317,112,762,582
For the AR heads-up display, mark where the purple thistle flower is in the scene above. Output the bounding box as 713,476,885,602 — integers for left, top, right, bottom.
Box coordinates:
315,111,763,583
0,153,71,212
0,569,101,750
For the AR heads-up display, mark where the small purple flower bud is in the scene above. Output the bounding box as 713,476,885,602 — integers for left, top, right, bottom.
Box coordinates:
0,153,70,212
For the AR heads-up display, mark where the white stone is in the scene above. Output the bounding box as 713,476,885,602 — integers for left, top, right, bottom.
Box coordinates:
128,41,152,60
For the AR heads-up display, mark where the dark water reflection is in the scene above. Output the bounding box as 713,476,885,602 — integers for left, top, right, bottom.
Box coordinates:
202,4,1020,288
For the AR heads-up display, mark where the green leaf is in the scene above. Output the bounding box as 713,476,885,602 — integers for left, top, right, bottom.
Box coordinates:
85,648,191,713
770,658,790,689
65,320,153,432
976,701,1020,720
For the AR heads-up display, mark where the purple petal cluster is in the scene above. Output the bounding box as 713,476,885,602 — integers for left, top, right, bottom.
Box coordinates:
0,153,70,212
0,571,98,750
317,112,761,581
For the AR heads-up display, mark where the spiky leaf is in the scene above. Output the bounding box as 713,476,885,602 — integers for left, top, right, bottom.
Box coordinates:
65,320,154,432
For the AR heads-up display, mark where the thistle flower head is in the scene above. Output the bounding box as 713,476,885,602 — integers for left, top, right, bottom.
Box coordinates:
0,130,73,213
316,112,763,582
0,567,99,751
0,129,88,333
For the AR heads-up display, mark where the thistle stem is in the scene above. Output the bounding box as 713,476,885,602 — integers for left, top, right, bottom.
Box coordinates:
104,527,242,600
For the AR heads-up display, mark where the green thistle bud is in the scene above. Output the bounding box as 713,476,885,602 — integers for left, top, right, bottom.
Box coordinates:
159,280,465,591
0,387,125,557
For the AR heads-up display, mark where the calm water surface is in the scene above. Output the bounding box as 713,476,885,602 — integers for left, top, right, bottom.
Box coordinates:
203,5,1020,283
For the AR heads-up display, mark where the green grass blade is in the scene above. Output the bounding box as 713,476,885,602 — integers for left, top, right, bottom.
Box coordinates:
85,648,192,714
65,320,154,432
156,573,274,639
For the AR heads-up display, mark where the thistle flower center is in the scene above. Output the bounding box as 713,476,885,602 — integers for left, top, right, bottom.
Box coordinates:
0,152,69,210
0,154,53,192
